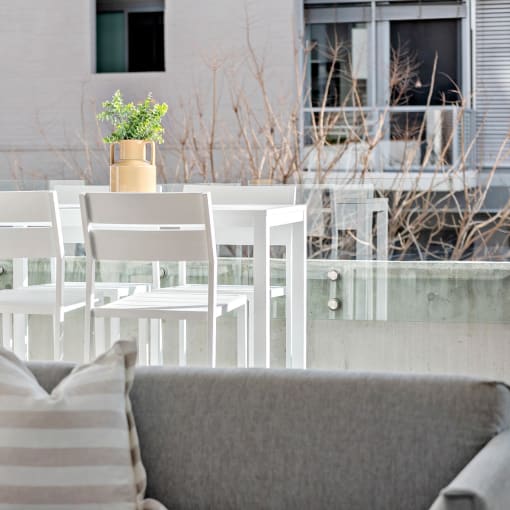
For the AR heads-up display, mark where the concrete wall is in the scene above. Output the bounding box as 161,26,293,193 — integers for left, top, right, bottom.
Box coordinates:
1,259,508,380
0,0,301,182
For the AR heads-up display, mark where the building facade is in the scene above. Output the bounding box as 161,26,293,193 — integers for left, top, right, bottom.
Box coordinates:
0,0,508,193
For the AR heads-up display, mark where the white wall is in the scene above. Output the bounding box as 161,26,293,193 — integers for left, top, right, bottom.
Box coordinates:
0,0,301,182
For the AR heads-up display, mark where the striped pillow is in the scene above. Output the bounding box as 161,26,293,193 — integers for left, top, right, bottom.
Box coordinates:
0,340,166,510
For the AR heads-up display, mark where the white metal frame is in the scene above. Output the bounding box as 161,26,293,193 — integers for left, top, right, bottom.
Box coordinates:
182,184,295,366
0,191,87,360
49,183,152,356
80,192,248,367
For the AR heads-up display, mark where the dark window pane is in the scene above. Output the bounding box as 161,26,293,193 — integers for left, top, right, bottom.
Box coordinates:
309,23,368,108
391,19,461,106
97,12,126,73
128,12,165,72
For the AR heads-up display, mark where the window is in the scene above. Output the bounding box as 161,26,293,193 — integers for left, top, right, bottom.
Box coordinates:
307,23,368,108
96,0,165,73
304,1,467,106
390,19,461,107
304,2,467,161
305,22,369,144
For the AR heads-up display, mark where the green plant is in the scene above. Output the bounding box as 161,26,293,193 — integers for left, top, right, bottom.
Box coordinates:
97,90,168,143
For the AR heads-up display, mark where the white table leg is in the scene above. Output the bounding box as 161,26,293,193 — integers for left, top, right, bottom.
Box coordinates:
237,304,248,368
247,296,255,367
178,319,187,367
13,258,28,360
253,217,270,368
150,319,162,365
290,219,307,368
285,230,293,368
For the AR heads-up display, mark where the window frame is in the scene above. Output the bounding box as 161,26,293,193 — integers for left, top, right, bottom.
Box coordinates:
304,0,471,107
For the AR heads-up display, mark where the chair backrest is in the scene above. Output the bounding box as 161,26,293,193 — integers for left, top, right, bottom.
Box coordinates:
51,184,109,205
80,192,216,264
0,191,63,260
52,185,109,244
183,184,297,205
331,183,374,203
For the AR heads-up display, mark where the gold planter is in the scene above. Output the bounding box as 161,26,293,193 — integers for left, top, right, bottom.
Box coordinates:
109,140,157,192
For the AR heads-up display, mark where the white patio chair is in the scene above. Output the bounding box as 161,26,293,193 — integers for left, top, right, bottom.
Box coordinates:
49,184,152,355
301,183,388,260
302,183,388,321
0,191,87,360
80,192,248,367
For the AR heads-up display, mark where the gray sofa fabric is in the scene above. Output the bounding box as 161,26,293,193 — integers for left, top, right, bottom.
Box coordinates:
27,363,510,510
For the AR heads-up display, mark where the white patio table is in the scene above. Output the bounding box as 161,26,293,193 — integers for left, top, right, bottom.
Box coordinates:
12,201,308,369
211,203,307,369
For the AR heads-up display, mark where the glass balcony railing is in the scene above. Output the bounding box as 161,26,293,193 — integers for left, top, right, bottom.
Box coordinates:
303,106,477,174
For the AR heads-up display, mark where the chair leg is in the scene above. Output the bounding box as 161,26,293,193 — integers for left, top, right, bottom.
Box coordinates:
207,316,217,369
94,317,106,357
178,320,187,367
83,309,92,363
237,304,248,368
149,319,162,365
2,313,12,350
13,314,28,360
138,319,149,366
110,318,121,349
52,314,64,361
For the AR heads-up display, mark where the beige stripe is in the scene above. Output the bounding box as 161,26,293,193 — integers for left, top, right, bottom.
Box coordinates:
0,383,34,396
64,380,125,396
0,504,136,510
0,485,136,504
0,447,134,467
0,410,127,429
0,465,135,487
0,394,126,411
0,428,129,448
0,372,39,390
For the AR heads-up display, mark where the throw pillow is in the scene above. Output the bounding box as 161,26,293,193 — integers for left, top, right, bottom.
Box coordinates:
0,340,166,510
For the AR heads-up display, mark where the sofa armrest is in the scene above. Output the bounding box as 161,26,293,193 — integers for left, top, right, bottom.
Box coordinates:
429,429,510,510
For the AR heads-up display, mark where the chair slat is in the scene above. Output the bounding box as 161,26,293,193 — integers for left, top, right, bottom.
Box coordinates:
52,184,109,205
0,191,54,223
59,208,84,244
183,185,297,205
83,192,208,225
90,230,210,261
0,227,56,258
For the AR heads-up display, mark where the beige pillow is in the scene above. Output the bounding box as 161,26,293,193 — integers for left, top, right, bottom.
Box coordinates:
0,340,166,510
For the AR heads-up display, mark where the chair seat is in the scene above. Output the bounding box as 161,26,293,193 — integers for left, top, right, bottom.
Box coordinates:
40,281,150,300
173,284,285,300
0,286,88,315
94,289,247,320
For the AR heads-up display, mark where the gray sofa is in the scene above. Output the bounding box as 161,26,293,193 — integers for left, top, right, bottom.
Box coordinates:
28,363,510,510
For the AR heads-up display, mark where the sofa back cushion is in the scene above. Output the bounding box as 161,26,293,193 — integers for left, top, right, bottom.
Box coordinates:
28,365,510,510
